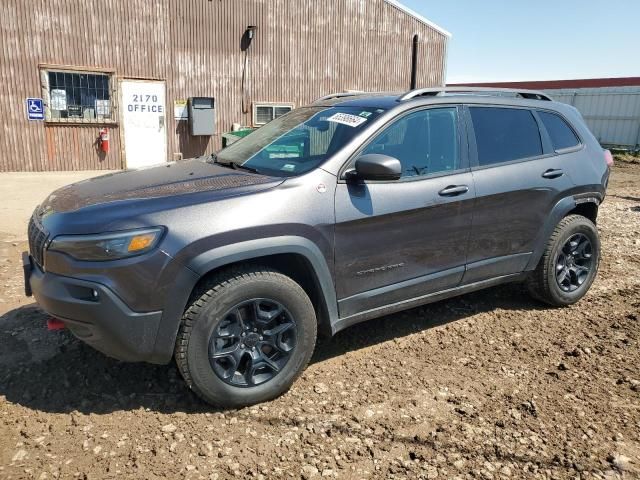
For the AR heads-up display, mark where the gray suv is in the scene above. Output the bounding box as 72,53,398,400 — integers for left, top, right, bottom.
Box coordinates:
24,87,612,407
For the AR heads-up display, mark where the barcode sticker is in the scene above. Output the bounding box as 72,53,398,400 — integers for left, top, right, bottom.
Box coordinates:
326,112,367,127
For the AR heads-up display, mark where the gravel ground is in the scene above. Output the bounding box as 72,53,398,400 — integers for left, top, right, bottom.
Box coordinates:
0,159,638,480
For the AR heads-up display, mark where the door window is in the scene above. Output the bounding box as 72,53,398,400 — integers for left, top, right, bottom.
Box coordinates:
362,107,459,178
470,107,543,166
537,111,580,151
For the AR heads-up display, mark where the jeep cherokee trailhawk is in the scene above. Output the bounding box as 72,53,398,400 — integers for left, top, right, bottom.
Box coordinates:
24,87,612,407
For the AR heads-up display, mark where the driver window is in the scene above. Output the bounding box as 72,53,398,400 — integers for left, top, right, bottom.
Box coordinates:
362,107,459,178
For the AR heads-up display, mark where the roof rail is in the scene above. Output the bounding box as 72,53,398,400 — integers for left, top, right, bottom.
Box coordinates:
314,91,364,103
399,86,553,102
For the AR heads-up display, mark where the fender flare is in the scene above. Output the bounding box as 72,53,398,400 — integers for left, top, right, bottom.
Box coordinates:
525,196,575,271
524,195,589,271
152,236,339,364
186,235,339,324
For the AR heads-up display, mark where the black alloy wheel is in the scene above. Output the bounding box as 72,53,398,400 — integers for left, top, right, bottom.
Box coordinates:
209,298,297,387
527,214,600,307
555,233,593,292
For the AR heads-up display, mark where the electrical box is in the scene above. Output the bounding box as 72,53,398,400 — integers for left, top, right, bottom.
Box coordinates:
188,97,215,136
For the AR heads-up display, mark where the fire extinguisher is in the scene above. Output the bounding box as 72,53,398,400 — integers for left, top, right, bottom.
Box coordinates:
99,128,110,154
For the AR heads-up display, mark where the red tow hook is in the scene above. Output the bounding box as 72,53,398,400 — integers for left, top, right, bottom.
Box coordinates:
47,318,66,331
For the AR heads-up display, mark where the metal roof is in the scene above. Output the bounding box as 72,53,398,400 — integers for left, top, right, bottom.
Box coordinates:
450,77,640,90
383,0,452,38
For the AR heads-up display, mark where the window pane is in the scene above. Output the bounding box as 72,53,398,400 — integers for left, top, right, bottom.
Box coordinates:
46,70,111,121
48,72,58,88
274,106,291,118
256,106,273,124
470,107,542,166
538,111,580,151
362,108,459,178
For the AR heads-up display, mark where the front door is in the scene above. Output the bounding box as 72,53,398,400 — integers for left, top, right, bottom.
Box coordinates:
121,79,167,169
334,106,475,318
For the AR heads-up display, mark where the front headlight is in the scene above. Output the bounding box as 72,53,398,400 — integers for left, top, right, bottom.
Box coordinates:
48,227,164,261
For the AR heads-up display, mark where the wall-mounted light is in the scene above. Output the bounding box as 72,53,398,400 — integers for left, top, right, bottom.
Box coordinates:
246,25,257,42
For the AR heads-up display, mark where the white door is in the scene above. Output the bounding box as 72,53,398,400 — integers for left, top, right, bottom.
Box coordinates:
121,79,167,169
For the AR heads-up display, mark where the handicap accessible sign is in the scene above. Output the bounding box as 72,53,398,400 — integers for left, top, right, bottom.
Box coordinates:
26,98,44,120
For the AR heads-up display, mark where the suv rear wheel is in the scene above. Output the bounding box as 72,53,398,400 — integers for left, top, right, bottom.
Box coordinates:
527,214,600,306
175,266,317,407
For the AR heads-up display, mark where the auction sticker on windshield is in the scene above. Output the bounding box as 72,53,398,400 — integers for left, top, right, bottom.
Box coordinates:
326,112,367,127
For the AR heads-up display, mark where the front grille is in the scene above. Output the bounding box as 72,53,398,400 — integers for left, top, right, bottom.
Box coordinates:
28,214,48,268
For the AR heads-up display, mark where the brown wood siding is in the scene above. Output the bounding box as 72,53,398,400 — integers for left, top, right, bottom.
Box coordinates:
0,0,447,172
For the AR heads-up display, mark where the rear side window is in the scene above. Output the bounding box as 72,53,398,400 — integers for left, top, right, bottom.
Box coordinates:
537,111,580,151
470,107,543,166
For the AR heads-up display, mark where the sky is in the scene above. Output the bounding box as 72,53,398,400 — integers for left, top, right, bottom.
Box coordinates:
399,0,640,83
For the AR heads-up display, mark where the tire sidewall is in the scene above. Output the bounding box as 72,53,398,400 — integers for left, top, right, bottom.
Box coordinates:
546,219,600,305
186,274,316,407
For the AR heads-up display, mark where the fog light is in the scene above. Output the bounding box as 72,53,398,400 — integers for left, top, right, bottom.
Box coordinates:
92,289,99,299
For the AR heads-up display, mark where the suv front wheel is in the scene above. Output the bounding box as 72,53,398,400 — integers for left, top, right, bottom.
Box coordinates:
527,214,601,306
175,266,317,407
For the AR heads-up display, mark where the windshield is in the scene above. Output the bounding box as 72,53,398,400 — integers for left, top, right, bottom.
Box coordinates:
216,106,385,177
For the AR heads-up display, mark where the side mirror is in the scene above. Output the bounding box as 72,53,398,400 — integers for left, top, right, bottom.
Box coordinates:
347,154,402,182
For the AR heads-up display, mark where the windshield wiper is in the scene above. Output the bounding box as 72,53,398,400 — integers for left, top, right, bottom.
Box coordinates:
209,154,260,174
227,162,260,174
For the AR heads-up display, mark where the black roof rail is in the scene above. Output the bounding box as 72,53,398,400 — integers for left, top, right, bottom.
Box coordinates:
399,86,553,102
313,91,397,103
313,91,365,103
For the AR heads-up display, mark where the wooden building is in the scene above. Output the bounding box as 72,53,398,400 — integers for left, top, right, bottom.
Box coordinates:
0,0,449,171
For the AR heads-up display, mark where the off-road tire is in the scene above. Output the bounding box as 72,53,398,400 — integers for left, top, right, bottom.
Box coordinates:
175,266,317,407
527,214,600,306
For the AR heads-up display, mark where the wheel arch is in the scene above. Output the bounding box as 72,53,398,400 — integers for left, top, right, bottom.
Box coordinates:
185,237,338,338
525,195,600,271
566,199,599,224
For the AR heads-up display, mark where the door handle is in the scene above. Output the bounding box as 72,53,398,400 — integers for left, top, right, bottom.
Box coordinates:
438,185,469,196
542,168,564,179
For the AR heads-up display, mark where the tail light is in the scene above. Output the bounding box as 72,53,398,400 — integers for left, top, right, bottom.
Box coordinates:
603,149,614,167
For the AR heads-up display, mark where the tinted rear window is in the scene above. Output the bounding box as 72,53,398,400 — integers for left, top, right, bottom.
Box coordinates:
538,111,580,151
470,107,543,166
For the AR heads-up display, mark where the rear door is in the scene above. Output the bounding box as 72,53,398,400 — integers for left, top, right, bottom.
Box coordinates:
334,106,475,317
463,105,575,283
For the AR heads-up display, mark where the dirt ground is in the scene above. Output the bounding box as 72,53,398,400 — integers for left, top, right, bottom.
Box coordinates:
0,171,113,241
0,159,638,480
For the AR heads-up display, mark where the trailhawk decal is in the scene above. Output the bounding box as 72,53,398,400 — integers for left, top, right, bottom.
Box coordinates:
356,262,406,276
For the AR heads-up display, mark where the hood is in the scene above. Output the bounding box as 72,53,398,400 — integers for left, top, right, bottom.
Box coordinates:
39,158,282,215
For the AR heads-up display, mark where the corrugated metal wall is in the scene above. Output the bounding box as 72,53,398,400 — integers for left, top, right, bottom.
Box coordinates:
542,87,640,148
0,0,448,172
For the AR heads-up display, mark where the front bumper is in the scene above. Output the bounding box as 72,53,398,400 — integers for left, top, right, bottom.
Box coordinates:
25,255,165,363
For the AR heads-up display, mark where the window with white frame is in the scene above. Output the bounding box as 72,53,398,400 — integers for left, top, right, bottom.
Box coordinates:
253,103,293,126
41,67,115,123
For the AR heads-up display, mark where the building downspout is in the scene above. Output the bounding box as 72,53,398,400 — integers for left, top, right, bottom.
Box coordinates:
410,34,419,90
241,26,258,116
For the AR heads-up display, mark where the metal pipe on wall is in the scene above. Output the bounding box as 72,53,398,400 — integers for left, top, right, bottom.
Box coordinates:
410,34,419,90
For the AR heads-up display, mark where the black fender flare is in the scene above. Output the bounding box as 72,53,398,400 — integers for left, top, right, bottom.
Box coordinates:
152,236,339,364
186,235,339,325
524,195,602,271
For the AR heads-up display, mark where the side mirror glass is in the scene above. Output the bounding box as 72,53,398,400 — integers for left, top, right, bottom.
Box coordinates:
348,154,402,181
